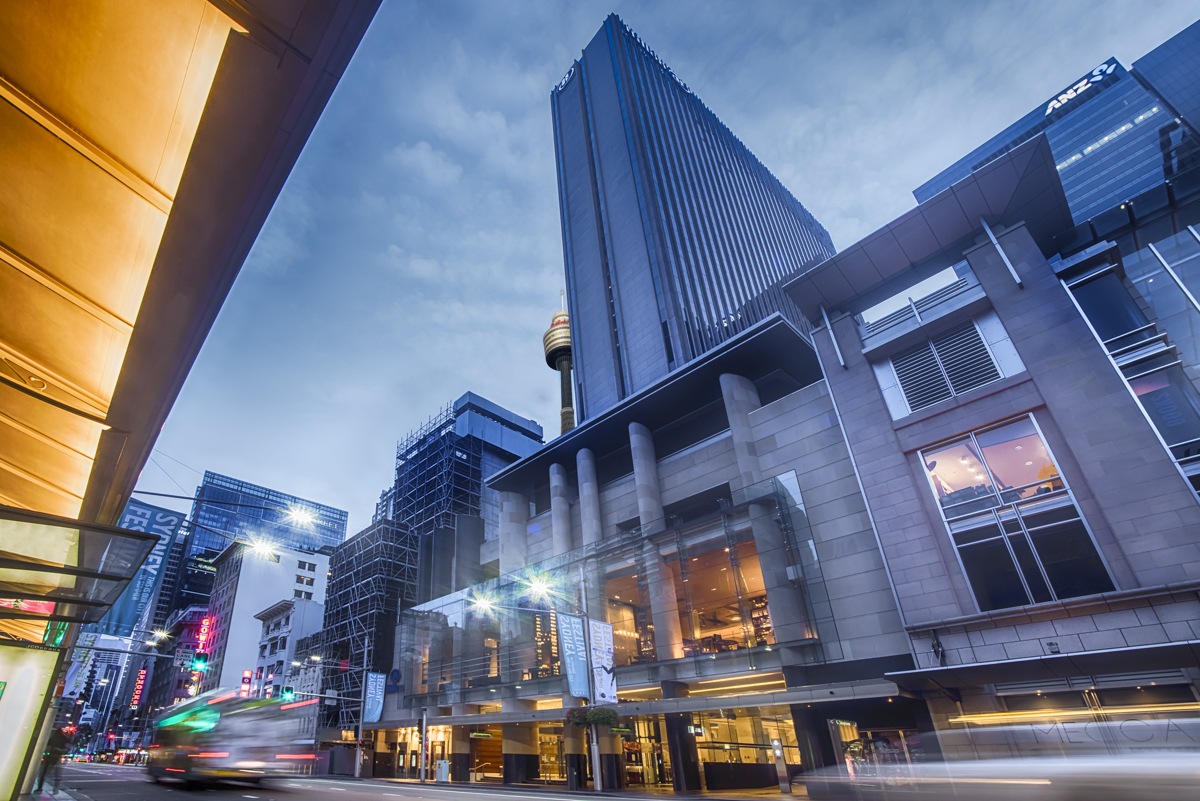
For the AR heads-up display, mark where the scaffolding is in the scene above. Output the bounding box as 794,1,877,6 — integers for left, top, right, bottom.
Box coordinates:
393,404,484,537
320,518,419,730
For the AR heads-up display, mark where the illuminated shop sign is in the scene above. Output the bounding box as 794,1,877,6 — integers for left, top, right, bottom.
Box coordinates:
1045,60,1118,116
129,668,147,709
240,670,252,698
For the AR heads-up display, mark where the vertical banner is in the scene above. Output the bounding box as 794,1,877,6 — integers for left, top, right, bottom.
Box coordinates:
85,500,184,637
557,613,590,699
364,671,386,723
588,619,616,704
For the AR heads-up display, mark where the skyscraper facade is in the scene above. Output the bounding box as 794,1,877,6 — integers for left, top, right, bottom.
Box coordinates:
552,15,836,422
914,28,1200,224
1133,18,1200,136
166,472,348,617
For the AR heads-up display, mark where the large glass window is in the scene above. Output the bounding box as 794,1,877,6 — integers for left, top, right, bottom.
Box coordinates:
922,417,1113,612
1068,232,1200,484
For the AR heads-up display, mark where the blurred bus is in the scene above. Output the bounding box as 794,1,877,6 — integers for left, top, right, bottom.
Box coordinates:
147,689,318,784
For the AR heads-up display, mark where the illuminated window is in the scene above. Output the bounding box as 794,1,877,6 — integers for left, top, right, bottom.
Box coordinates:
922,416,1114,611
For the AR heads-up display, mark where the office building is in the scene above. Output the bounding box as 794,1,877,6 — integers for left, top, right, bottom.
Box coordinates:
167,471,348,617
252,597,324,700
915,28,1200,224
199,541,331,694
374,392,543,601
552,15,836,423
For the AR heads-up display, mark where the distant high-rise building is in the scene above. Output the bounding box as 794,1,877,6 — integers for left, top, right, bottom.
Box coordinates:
374,392,543,601
166,472,348,617
914,27,1200,224
551,15,836,422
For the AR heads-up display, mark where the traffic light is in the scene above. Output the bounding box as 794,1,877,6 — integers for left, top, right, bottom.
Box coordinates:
191,652,209,672
281,686,295,702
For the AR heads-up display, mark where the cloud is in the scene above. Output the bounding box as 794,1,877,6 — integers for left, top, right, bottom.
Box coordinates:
387,141,463,187
143,0,1200,533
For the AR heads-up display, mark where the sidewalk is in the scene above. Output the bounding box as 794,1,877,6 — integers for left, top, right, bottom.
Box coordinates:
359,775,809,800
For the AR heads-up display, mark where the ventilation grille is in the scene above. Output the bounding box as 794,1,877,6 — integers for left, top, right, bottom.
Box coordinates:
892,321,1000,413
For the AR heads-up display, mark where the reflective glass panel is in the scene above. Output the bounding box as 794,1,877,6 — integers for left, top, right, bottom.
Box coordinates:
958,539,1030,612
924,439,997,517
1071,272,1150,343
977,418,1060,501
1027,521,1116,599
1129,363,1200,454
1007,534,1053,604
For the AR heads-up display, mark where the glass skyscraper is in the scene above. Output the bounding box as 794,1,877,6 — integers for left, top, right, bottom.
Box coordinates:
166,471,348,615
552,15,835,423
915,38,1200,225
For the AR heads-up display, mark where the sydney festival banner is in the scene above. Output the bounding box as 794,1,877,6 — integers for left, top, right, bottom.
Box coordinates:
558,613,590,699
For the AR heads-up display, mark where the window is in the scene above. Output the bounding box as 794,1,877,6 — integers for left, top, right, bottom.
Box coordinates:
259,645,267,657
303,591,313,600
891,320,1000,412
303,576,314,586
295,575,305,584
1068,253,1200,486
922,416,1114,612
297,560,305,569
279,636,287,650
294,589,304,599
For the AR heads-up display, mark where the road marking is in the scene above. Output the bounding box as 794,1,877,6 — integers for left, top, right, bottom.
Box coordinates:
243,796,258,798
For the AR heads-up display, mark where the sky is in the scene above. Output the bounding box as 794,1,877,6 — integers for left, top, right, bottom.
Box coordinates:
135,0,1200,532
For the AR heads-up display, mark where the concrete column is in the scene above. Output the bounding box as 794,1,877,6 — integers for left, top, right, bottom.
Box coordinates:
596,725,627,790
562,696,588,790
501,721,539,784
576,448,603,546
499,491,530,575
629,422,664,525
549,463,573,555
450,725,471,782
662,680,703,792
720,373,763,490
641,541,684,661
720,373,808,643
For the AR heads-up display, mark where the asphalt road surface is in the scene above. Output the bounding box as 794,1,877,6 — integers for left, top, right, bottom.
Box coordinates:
36,763,644,801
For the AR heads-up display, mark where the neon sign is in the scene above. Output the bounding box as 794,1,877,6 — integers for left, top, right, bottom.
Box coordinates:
130,668,147,709
1045,61,1118,116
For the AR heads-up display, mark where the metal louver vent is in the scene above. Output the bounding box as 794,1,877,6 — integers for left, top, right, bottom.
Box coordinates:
893,341,952,412
891,321,1000,413
932,322,1000,394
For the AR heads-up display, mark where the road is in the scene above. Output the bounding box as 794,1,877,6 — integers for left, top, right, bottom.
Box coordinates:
35,763,672,801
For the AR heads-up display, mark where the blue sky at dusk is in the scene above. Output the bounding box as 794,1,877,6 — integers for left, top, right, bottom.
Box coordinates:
137,0,1200,532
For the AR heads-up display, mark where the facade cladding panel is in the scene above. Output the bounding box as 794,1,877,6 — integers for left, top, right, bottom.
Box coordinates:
915,60,1198,224
1134,19,1200,137
553,15,835,422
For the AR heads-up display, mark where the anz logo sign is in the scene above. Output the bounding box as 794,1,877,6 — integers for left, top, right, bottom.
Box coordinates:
1044,60,1119,116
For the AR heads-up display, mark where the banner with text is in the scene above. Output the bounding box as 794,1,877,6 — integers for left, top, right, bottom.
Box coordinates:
588,619,616,704
558,613,590,699
364,671,387,723
84,499,185,637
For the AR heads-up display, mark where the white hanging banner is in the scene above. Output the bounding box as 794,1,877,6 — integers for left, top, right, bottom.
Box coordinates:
588,619,616,704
